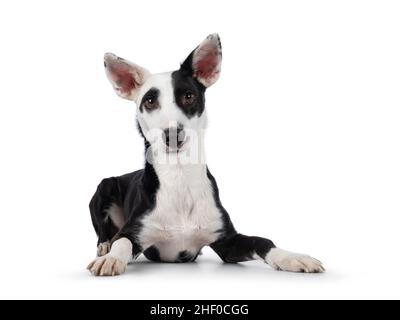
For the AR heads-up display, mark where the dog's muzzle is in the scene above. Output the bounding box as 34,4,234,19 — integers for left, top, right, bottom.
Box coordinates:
162,126,186,150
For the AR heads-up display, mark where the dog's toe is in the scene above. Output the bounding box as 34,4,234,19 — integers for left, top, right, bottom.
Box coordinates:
88,255,126,276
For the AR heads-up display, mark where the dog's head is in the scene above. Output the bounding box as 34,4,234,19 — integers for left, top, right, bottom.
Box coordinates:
104,34,222,154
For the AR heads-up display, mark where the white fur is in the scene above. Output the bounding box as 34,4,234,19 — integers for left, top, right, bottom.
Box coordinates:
108,237,132,264
139,154,223,261
88,237,133,276
265,248,324,273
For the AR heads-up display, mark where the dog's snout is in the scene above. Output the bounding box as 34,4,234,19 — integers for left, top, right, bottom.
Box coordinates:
163,127,186,148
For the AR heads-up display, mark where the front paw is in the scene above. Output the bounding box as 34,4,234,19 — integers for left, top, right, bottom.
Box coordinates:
265,248,325,273
97,241,110,257
87,254,127,276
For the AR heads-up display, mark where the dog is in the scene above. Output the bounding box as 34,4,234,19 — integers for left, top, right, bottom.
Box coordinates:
87,34,324,276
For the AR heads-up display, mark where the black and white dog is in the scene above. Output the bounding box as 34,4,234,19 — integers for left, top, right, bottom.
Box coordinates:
87,34,324,276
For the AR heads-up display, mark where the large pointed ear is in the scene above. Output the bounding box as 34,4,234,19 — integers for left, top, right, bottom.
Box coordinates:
104,53,150,101
180,33,222,87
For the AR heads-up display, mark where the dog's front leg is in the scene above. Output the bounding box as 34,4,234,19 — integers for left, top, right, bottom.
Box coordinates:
211,233,324,273
87,237,138,276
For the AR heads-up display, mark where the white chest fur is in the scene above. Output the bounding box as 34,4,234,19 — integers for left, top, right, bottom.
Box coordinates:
138,162,223,262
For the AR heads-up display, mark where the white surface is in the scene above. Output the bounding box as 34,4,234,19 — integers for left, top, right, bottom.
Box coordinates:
0,0,399,299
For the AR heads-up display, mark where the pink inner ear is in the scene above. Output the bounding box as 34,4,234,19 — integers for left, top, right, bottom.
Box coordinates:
109,63,136,94
193,45,220,80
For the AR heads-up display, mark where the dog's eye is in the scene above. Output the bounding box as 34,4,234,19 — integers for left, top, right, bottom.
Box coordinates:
181,91,196,106
144,96,158,109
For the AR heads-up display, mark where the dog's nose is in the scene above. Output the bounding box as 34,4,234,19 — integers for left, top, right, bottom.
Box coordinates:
163,127,186,148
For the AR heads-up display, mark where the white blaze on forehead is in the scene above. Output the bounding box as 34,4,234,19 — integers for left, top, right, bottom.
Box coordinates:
136,72,177,130
135,72,174,105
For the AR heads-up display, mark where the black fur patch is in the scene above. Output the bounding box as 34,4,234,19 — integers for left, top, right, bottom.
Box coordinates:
143,246,161,262
139,88,160,113
176,250,195,263
89,139,160,256
206,168,236,236
211,233,275,263
171,56,206,118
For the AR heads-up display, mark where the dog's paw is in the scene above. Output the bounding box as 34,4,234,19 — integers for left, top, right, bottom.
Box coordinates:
87,254,127,276
265,248,325,273
97,241,110,257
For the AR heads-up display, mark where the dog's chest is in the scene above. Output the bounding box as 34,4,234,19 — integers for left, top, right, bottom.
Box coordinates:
139,165,222,262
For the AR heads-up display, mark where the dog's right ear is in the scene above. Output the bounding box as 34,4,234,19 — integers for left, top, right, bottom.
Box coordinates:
104,53,150,101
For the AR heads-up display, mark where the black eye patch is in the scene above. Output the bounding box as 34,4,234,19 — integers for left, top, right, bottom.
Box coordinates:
140,88,160,112
171,69,206,118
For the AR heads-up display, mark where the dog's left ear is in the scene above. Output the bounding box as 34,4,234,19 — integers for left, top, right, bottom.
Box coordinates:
181,33,222,87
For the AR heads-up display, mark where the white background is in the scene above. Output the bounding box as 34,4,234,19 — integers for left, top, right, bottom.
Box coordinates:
0,0,399,300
